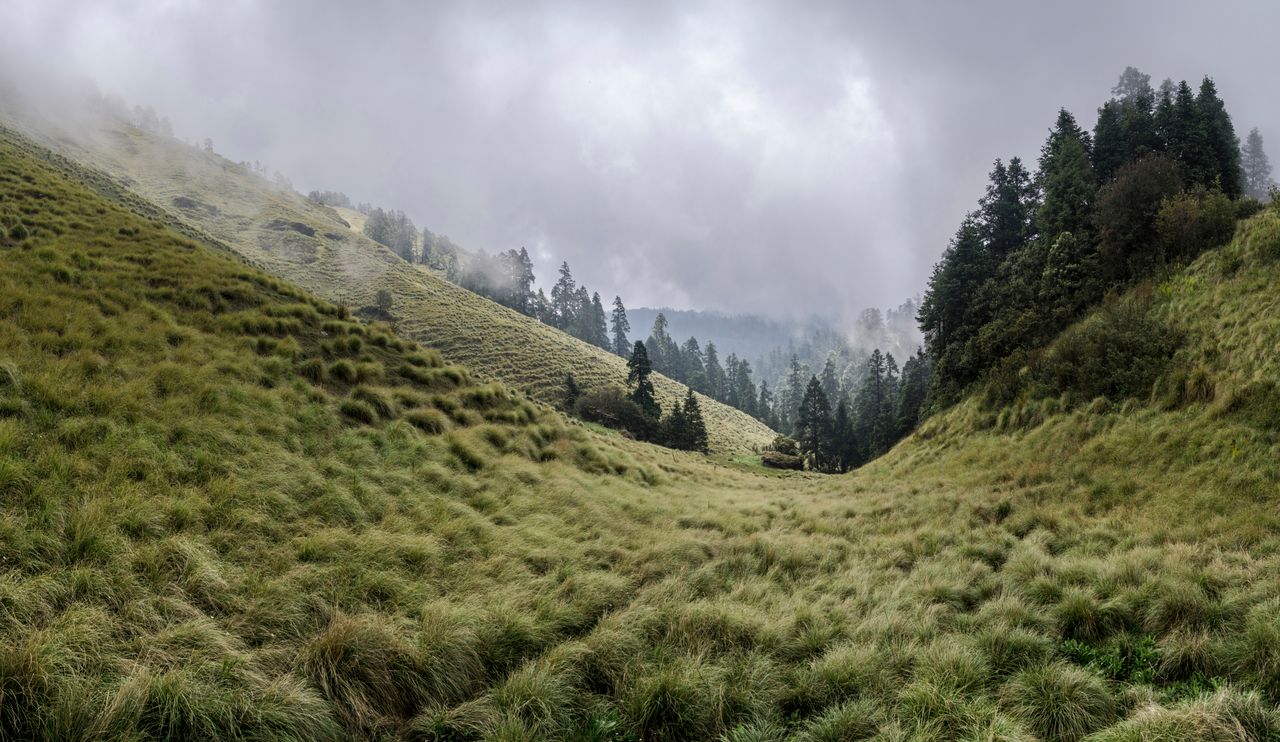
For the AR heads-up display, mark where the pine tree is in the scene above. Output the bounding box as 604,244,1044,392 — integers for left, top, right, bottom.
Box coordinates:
980,157,1037,258
1242,128,1274,202
1166,80,1215,188
661,400,687,450
646,313,676,374
572,286,593,341
819,357,841,405
502,247,535,315
550,262,577,331
782,355,808,434
731,357,758,417
830,397,858,472
626,341,661,422
589,292,609,349
703,343,726,401
757,381,778,431
1197,77,1242,198
1037,109,1097,241
682,387,709,453
795,376,832,471
854,350,892,458
918,216,994,402
681,337,706,392
894,349,931,438
610,296,631,356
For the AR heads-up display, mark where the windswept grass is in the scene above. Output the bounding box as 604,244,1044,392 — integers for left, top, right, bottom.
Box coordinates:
6,111,1280,740
4,111,774,455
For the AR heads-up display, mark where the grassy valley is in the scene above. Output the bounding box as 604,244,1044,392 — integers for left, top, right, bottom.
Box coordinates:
6,105,1280,742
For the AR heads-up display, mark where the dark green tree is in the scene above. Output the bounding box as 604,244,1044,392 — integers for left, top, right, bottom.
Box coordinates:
610,296,631,356
1037,109,1097,242
626,340,661,423
980,157,1038,258
681,337,706,392
894,349,931,439
1196,77,1242,198
563,373,581,410
829,397,859,472
682,387,709,453
660,399,688,450
795,376,832,470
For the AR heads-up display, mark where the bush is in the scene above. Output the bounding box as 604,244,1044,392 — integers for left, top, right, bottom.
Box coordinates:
574,387,656,441
767,436,799,456
1025,294,1180,404
1156,188,1237,265
1095,154,1184,283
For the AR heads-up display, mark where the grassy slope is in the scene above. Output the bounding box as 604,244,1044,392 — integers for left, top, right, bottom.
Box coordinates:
7,118,1280,741
4,114,774,455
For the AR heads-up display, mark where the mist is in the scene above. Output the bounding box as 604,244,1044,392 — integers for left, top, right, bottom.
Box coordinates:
2,0,1277,321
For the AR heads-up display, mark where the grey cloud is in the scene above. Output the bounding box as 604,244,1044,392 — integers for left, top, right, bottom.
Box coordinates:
2,0,1276,320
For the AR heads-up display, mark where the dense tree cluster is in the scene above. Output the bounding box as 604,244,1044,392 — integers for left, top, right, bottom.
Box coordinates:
920,67,1261,409
568,343,708,453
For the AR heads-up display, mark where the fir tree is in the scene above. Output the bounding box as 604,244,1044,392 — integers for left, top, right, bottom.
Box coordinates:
819,357,841,406
550,262,577,331
682,387,709,453
610,296,631,356
1037,109,1097,241
980,157,1037,258
589,292,610,349
626,341,661,422
830,397,858,472
1242,128,1274,202
660,400,687,450
795,376,832,471
894,349,931,439
1196,77,1242,198
681,337,706,392
703,343,726,401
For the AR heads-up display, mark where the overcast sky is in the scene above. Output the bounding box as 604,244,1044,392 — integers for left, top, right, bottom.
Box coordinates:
2,1,1276,320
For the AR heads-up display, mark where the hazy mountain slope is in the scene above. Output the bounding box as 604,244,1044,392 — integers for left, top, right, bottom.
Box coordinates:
8,115,1280,740
2,113,774,454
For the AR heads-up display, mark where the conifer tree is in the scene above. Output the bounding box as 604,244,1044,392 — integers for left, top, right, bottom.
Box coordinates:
681,337,706,392
589,292,610,349
661,400,687,450
563,373,581,411
819,357,841,405
626,341,661,422
550,262,577,331
894,349,931,439
572,286,593,341
980,157,1037,258
1242,128,1274,202
610,296,631,356
757,381,779,431
646,313,676,374
1037,109,1097,241
700,343,723,402
796,376,832,470
683,387,709,453
1196,77,1242,198
830,397,858,472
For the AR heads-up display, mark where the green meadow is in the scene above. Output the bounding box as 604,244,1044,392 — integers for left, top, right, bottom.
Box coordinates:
5,119,1280,741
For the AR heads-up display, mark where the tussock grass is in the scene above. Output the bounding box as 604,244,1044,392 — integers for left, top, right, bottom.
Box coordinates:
7,114,1280,739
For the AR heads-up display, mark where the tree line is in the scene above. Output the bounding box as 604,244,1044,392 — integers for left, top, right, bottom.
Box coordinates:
919,67,1272,411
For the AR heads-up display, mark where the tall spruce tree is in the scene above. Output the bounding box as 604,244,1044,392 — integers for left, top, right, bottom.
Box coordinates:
589,293,610,349
795,376,833,471
830,397,858,473
550,262,577,331
682,387,709,453
610,296,631,356
626,341,661,423
980,157,1037,258
1037,109,1097,241
1242,128,1274,202
681,337,706,392
703,343,726,401
1197,77,1242,198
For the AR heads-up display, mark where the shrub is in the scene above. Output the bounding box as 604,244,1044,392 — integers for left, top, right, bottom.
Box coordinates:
574,387,656,441
1026,294,1180,404
1095,154,1184,283
1155,188,1237,265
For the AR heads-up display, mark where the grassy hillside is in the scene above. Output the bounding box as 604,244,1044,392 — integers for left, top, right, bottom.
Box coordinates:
2,113,774,455
9,113,1280,741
